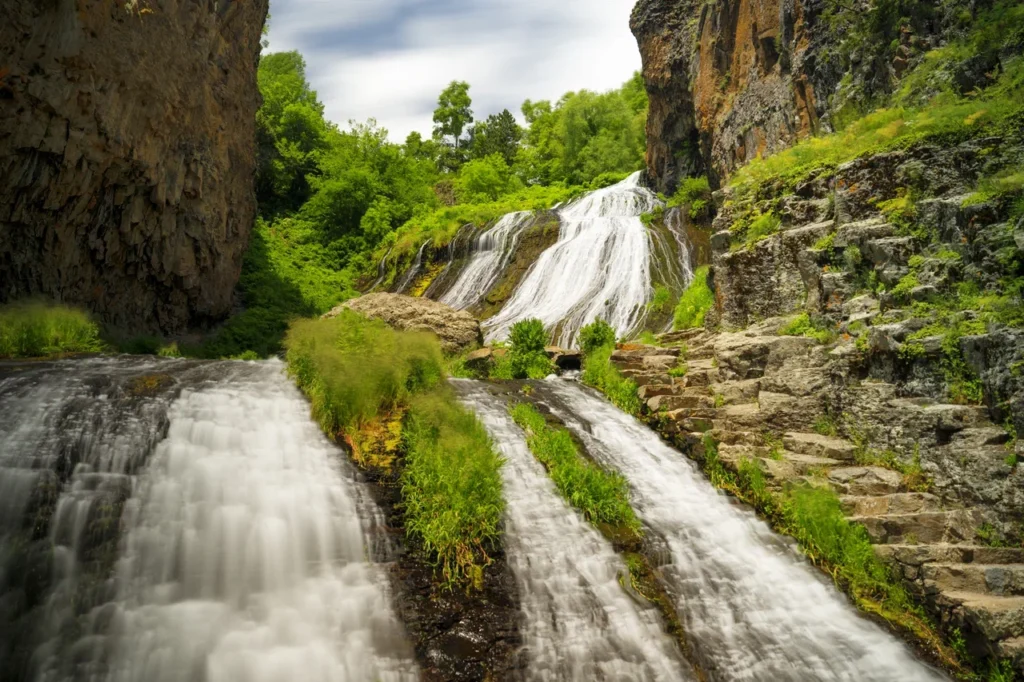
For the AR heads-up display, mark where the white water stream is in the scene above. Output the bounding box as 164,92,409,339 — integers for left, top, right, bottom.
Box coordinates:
101,361,415,682
0,359,415,682
537,379,946,682
453,380,691,682
439,211,534,310
482,172,659,347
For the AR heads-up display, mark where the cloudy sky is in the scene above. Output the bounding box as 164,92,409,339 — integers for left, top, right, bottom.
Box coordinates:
266,0,642,143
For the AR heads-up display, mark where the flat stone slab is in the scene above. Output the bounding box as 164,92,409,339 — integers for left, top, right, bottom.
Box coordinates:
784,432,857,461
827,466,903,495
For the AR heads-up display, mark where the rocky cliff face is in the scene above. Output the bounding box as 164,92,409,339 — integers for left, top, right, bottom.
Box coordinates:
631,0,975,191
0,0,268,333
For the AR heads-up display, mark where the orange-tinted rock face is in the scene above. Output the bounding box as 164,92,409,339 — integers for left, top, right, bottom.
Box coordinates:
632,0,827,191
0,0,268,333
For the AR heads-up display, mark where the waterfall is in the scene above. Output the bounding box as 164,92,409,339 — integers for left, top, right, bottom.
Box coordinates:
438,212,534,310
0,359,415,682
482,172,660,348
453,380,691,681
394,241,430,294
534,379,946,682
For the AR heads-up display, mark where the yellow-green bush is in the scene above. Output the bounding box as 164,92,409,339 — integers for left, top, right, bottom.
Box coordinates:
673,266,714,331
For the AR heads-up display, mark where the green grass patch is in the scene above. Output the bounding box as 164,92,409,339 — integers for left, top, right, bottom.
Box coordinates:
673,266,714,331
668,176,712,220
0,301,104,359
510,402,641,535
403,390,506,588
581,343,642,415
779,313,836,344
285,312,504,588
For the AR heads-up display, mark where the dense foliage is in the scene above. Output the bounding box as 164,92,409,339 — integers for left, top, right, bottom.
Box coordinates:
198,51,649,358
0,302,104,359
673,266,714,331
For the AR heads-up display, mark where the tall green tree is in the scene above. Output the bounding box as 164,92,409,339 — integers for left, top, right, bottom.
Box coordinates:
471,109,523,166
255,51,330,213
432,81,474,172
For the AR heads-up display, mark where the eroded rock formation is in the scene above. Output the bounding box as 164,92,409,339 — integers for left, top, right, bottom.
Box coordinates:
0,0,268,333
330,293,484,355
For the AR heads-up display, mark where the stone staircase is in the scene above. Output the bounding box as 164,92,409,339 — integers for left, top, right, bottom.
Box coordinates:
612,324,1024,671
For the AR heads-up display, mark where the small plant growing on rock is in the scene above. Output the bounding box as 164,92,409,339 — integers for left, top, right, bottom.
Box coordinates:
673,266,714,331
668,363,689,378
814,414,839,437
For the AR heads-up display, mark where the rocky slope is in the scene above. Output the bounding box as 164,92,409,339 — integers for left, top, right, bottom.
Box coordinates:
0,0,268,333
631,0,980,190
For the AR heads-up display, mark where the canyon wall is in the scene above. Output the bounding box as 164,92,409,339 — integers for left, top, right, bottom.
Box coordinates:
631,0,977,191
0,0,268,333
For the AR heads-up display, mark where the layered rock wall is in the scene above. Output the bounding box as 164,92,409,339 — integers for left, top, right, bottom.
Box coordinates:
631,0,976,191
0,0,268,333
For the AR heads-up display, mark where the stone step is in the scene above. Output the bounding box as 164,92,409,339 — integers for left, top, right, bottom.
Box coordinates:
760,452,843,483
828,466,904,495
613,345,682,359
615,355,681,372
783,432,857,462
715,402,764,430
840,492,943,517
647,394,714,412
938,591,1024,641
923,563,1024,597
850,509,979,545
998,637,1023,674
710,429,762,447
637,383,678,400
710,378,760,404
876,544,1024,568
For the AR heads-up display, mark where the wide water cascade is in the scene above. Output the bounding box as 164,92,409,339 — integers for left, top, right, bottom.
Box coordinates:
0,359,415,682
482,172,658,347
534,379,947,682
453,380,691,682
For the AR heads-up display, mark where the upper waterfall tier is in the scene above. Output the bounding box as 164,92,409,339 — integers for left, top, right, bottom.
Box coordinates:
482,172,660,347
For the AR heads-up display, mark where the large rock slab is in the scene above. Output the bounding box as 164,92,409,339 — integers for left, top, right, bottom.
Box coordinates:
332,293,483,354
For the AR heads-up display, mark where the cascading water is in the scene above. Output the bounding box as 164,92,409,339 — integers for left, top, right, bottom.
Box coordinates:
438,212,534,310
482,172,659,348
394,241,430,294
533,379,946,682
0,359,415,682
452,380,691,682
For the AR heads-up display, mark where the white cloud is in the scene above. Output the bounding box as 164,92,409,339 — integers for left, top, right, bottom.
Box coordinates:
266,0,641,142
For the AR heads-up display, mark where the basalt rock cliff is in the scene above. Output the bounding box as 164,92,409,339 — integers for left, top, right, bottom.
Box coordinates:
0,0,268,333
631,0,980,191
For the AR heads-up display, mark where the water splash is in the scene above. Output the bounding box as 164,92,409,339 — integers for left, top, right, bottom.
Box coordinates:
453,380,691,681
483,172,660,348
439,212,534,310
535,379,947,682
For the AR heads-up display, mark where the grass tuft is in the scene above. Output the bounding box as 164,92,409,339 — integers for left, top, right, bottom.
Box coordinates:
510,402,640,534
581,343,642,415
673,266,714,331
0,301,104,358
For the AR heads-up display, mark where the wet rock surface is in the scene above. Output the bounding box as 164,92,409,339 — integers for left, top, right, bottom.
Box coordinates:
0,0,268,333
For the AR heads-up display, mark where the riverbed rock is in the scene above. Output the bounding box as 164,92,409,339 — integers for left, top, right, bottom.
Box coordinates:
332,293,483,355
0,0,268,333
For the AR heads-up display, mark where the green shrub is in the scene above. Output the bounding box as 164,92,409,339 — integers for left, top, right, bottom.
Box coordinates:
581,344,642,415
646,285,673,314
510,403,640,533
579,318,617,355
0,301,104,358
509,318,554,379
673,266,714,330
403,390,505,588
668,176,713,219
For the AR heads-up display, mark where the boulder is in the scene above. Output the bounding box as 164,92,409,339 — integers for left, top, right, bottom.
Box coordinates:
328,293,483,355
